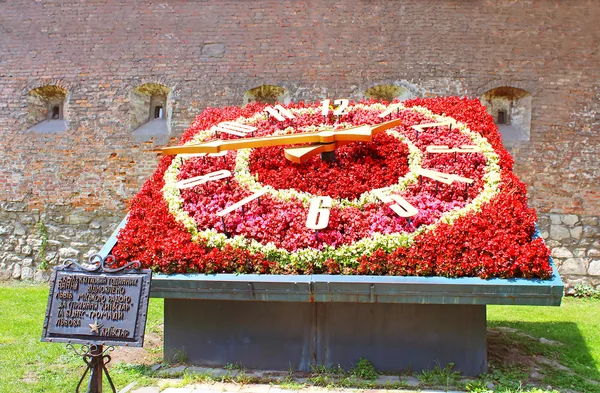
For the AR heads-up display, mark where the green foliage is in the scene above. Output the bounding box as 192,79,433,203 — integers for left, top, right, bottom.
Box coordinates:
572,284,600,299
35,220,49,270
350,357,378,380
224,362,245,371
0,283,167,393
488,298,600,392
465,378,491,392
417,361,461,387
170,348,188,364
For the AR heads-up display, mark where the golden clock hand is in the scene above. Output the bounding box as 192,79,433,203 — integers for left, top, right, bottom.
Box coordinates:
283,118,404,163
161,117,404,156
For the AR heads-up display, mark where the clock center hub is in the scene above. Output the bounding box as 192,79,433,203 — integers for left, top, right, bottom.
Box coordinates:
247,132,411,200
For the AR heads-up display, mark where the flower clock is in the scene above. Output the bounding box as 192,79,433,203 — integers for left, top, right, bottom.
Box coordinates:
113,97,552,279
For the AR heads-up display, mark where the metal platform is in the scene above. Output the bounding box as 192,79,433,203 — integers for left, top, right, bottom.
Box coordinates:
100,216,563,375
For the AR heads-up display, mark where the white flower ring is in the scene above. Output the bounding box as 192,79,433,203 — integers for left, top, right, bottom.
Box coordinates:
162,103,501,267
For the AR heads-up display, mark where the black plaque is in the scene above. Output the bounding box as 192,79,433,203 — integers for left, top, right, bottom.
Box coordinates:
42,256,151,347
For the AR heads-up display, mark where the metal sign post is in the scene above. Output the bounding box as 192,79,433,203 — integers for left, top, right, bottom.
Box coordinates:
42,254,152,393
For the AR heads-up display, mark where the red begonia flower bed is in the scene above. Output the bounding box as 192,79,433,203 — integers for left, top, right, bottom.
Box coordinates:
112,97,552,279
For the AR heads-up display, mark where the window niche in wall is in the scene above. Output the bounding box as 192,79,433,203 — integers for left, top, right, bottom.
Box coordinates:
244,85,288,105
131,83,171,141
365,84,414,102
480,86,532,144
26,85,68,133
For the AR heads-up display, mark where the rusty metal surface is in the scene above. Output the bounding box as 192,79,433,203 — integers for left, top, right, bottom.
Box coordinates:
150,259,563,306
41,254,152,347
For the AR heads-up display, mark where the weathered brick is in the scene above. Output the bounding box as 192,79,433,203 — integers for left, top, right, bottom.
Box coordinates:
0,1,597,287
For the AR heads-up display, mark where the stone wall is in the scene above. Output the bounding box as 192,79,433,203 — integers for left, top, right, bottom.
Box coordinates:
0,1,598,288
538,213,600,293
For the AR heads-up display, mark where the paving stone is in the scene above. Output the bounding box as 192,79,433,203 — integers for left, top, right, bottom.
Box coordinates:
131,388,160,393
163,388,195,393
239,383,271,393
404,376,421,387
156,365,188,377
374,375,400,385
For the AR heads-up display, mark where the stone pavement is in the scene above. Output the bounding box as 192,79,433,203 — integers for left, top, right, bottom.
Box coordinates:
126,382,464,393
117,365,470,393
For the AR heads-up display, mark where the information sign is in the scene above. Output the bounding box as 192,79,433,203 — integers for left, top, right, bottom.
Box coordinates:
42,257,151,347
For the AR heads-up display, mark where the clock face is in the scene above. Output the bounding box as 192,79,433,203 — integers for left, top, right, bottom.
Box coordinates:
115,97,552,279
161,101,497,265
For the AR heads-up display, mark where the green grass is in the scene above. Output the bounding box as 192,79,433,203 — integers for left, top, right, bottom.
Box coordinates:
487,298,600,392
0,283,599,393
0,282,164,393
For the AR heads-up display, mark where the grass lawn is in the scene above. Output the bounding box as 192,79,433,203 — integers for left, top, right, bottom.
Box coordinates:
0,282,164,393
0,282,598,393
488,300,600,392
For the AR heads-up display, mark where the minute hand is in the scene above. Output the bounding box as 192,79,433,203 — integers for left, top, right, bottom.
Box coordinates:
161,118,404,156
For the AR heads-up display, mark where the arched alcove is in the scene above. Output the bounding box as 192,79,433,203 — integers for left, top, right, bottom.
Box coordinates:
26,85,68,133
244,85,288,105
131,83,172,141
365,84,414,102
480,86,532,143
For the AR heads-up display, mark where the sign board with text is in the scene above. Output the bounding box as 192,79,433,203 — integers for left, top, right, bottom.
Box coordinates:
42,265,151,347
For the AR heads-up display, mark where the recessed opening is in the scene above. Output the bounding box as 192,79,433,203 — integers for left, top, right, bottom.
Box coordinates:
131,83,172,142
481,86,532,143
26,84,68,133
51,105,60,119
497,110,507,125
244,85,287,105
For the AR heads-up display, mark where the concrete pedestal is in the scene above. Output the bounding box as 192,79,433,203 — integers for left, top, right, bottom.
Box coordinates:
164,299,487,375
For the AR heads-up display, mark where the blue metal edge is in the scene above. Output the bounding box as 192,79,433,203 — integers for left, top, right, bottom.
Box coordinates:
104,215,564,306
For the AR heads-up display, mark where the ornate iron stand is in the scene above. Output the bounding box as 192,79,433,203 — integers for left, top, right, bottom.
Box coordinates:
67,343,116,393
42,254,151,393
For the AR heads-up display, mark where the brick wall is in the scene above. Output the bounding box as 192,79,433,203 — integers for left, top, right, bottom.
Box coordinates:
0,1,598,285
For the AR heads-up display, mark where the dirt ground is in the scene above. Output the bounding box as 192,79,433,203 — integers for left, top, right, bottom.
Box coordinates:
108,325,592,388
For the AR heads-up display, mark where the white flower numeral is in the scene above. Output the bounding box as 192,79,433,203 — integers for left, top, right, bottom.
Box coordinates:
426,145,481,154
416,168,473,185
264,105,296,121
321,99,349,116
211,121,257,137
306,196,332,230
217,188,269,217
372,189,418,218
378,103,403,118
176,170,232,189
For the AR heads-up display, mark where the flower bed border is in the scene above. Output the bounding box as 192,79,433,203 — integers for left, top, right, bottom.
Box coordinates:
100,216,563,306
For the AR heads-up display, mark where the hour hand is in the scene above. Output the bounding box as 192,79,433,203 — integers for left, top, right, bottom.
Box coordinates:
160,117,404,159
